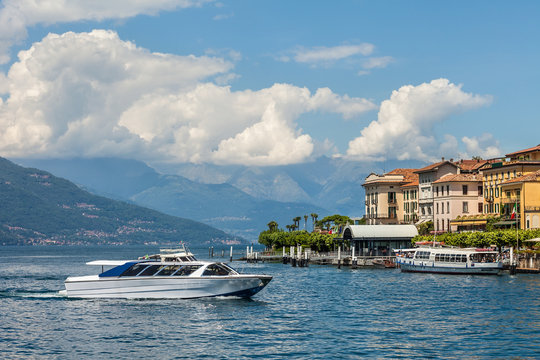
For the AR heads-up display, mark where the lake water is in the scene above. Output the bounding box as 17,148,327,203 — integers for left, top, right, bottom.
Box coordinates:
1,245,539,359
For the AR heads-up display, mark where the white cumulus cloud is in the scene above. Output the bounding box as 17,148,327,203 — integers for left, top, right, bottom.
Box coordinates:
345,79,493,161
0,30,376,166
462,134,501,159
290,44,374,64
0,0,212,64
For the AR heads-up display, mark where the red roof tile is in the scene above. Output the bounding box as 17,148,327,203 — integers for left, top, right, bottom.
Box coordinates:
433,173,482,184
387,168,419,183
501,170,540,184
505,144,540,158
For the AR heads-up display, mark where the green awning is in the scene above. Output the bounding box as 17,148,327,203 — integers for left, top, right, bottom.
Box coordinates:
493,220,518,226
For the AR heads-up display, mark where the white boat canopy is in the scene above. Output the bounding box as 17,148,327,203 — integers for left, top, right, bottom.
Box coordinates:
86,260,132,266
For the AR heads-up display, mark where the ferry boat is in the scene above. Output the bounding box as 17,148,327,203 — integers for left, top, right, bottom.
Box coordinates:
395,247,502,275
60,249,272,299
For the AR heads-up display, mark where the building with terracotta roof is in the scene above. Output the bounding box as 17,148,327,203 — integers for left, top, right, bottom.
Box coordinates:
432,173,483,232
362,169,419,225
414,159,460,225
499,169,540,230
480,145,540,219
505,144,540,161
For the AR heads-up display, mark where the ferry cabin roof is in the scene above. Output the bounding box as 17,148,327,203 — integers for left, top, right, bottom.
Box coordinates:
341,225,418,256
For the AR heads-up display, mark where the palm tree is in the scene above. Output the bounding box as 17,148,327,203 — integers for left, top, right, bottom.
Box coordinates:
293,216,301,230
286,224,291,232
304,215,308,230
311,213,318,231
267,220,278,232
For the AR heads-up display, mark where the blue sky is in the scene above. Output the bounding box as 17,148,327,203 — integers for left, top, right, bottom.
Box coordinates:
0,0,538,167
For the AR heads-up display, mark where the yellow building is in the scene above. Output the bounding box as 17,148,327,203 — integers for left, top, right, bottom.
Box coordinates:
362,169,418,225
480,145,540,216
500,170,540,229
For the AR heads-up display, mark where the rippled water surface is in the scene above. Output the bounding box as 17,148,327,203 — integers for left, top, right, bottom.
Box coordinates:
1,246,539,359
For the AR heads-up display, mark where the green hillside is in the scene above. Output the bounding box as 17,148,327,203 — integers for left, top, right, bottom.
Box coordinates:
0,157,241,246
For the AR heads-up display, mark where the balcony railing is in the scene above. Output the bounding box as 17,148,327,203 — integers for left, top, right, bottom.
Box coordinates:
367,213,397,219
502,197,520,204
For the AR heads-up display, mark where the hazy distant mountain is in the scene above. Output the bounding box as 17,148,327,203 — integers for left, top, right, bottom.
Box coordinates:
0,157,239,246
159,156,425,215
15,157,330,240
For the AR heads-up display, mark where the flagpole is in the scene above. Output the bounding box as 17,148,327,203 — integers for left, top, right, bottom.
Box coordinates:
515,201,519,268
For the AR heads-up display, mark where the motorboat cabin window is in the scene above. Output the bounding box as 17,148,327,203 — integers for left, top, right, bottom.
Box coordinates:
203,264,232,276
138,265,163,276
156,265,181,276
175,265,202,276
121,264,150,276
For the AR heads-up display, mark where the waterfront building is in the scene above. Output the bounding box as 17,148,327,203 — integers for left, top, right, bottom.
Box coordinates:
499,169,540,230
362,169,418,225
342,224,418,256
432,173,483,233
480,145,540,217
414,160,460,225
402,179,419,224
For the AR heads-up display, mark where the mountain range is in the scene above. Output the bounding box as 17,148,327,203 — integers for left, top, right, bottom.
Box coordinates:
0,157,239,246
14,156,425,241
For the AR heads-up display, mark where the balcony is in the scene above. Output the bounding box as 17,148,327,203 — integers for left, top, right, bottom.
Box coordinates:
367,213,397,219
502,197,520,205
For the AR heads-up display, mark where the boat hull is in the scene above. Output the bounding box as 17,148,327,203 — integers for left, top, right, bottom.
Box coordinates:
399,260,501,275
64,275,272,299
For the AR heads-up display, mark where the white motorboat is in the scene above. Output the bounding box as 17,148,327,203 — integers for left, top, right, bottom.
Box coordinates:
396,246,502,275
61,252,272,299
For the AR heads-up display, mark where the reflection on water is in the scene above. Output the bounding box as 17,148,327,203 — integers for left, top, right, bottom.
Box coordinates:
0,245,539,359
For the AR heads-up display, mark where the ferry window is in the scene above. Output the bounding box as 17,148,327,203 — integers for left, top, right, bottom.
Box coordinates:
138,265,163,276
435,254,441,261
444,254,450,262
121,264,148,276
461,255,467,262
156,265,181,276
175,265,202,276
203,264,231,276
450,254,456,262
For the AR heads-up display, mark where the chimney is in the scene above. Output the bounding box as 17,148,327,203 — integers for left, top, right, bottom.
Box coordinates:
441,157,445,161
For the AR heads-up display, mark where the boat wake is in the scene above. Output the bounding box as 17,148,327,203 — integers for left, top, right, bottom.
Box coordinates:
0,288,66,300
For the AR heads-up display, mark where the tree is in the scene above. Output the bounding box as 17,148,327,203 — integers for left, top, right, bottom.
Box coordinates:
311,213,318,231
267,220,278,232
293,216,302,229
304,215,308,230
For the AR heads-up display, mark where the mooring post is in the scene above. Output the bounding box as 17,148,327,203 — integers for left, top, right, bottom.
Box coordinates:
338,246,341,269
291,246,296,267
230,246,233,262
